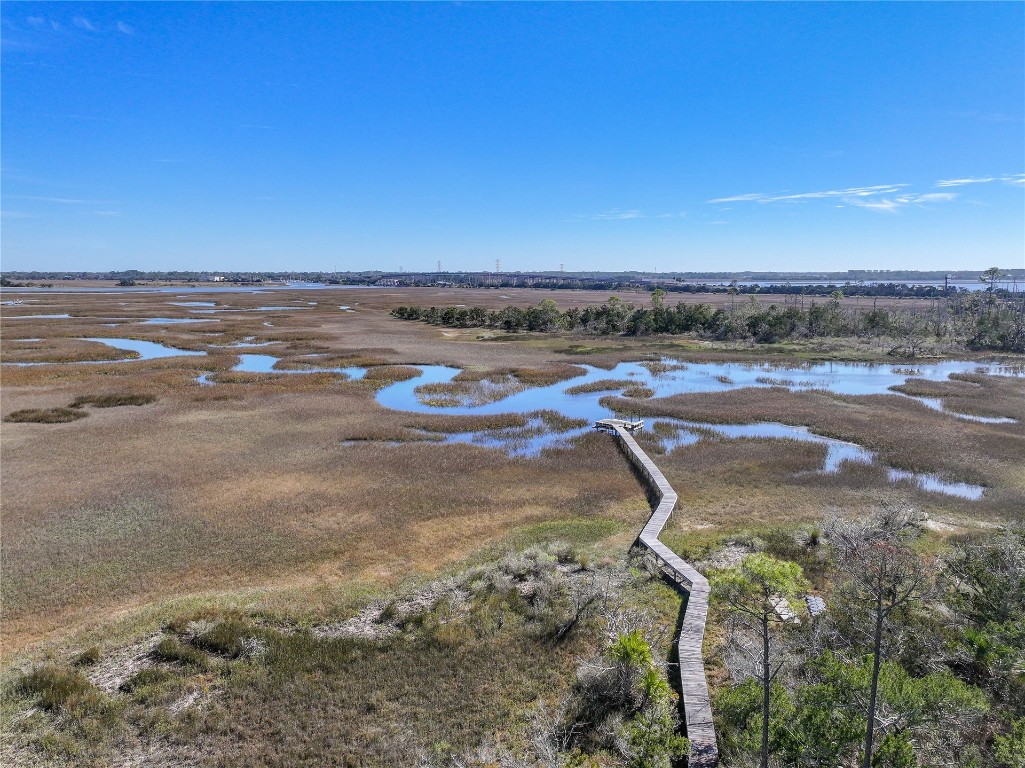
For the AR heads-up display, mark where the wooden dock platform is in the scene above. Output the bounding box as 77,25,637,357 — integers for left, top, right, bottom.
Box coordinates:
594,418,644,433
595,418,719,767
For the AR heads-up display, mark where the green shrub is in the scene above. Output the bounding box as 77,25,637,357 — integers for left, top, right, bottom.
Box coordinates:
624,701,689,768
994,718,1025,768
606,630,653,667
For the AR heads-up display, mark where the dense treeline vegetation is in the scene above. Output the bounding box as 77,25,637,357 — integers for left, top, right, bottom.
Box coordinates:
392,290,1025,353
404,280,1006,296
4,269,1023,296
708,511,1025,768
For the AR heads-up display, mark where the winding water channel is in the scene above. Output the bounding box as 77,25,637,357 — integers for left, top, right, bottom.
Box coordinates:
5,337,1021,499
372,360,1023,500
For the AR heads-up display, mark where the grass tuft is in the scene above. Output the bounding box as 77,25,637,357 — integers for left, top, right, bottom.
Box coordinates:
191,619,266,659
564,379,635,395
119,667,175,693
152,636,210,669
72,646,101,666
623,386,654,398
17,666,95,711
4,407,88,424
70,393,158,408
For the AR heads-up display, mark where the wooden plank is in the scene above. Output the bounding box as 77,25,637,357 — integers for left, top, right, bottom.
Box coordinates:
601,423,720,767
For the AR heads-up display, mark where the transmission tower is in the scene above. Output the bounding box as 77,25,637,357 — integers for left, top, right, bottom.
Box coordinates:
495,259,501,273
437,260,442,273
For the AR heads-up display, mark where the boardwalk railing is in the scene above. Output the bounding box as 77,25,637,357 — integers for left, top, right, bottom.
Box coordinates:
596,420,719,767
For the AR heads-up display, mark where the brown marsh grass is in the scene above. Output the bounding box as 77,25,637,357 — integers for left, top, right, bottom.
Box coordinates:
622,386,654,399
4,407,89,424
415,377,526,407
894,373,1025,421
1,377,642,654
564,379,635,395
360,365,423,382
606,383,1025,523
70,393,158,408
2,286,1022,661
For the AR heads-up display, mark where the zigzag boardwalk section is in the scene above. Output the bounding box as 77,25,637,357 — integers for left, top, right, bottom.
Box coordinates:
595,419,719,767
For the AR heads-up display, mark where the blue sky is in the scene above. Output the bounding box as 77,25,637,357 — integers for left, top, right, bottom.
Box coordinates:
2,2,1023,273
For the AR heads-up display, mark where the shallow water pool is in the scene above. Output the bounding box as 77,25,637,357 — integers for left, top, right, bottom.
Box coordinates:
369,358,1022,499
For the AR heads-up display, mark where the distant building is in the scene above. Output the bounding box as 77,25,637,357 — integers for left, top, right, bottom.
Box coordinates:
206,275,226,282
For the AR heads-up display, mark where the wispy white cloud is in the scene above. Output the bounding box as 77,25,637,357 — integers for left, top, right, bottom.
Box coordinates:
913,193,958,203
93,210,122,217
843,192,957,213
935,176,996,187
843,199,902,212
769,184,909,202
707,192,766,203
21,15,135,36
706,175,1024,213
708,184,908,205
936,173,1025,187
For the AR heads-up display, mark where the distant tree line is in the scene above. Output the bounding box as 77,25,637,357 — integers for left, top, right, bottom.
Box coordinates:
5,269,1023,297
646,281,999,299
392,290,1025,354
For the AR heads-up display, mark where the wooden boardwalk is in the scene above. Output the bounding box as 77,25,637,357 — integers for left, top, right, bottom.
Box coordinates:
596,420,719,767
